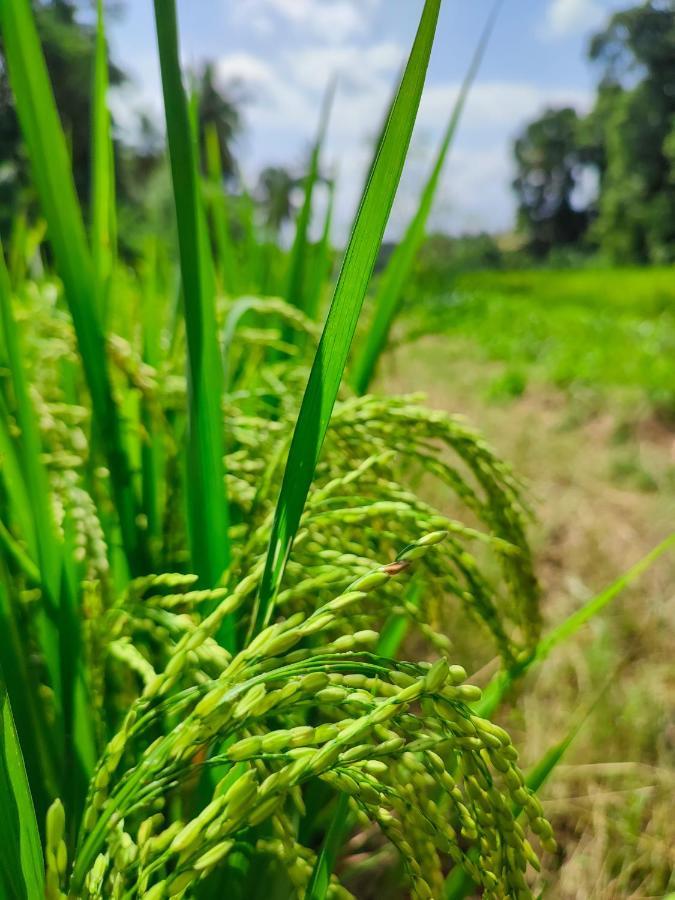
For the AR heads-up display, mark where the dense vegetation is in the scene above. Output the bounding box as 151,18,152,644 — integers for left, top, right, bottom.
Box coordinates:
513,1,675,263
407,267,675,414
0,1,672,899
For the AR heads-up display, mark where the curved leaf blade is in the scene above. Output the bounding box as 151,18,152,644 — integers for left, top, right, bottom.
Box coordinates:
153,0,232,616
250,0,443,652
351,0,502,395
0,670,44,900
0,0,145,573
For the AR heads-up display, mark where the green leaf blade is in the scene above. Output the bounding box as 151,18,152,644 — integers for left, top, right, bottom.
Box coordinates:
351,0,502,395
286,80,334,313
304,792,350,900
0,0,145,574
91,0,114,303
251,0,443,650
0,671,44,900
153,1,231,614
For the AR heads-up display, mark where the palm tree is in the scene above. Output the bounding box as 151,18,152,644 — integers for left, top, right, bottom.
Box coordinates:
256,165,298,233
195,62,241,181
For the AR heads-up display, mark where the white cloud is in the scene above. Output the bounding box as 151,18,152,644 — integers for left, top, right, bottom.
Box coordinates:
286,41,402,94
217,53,276,86
544,0,604,37
418,81,593,134
215,52,315,134
213,40,405,236
237,0,380,43
211,42,596,241
390,80,593,237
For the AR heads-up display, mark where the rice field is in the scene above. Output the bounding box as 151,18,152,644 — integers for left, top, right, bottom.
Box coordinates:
0,1,673,899
381,267,675,898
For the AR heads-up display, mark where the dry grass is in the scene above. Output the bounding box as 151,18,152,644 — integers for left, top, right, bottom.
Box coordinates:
382,333,675,898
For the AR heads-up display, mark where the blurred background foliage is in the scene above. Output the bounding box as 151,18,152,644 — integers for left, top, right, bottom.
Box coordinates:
1,1,674,266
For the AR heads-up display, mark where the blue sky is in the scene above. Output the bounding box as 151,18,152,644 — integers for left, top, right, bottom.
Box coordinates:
107,0,628,239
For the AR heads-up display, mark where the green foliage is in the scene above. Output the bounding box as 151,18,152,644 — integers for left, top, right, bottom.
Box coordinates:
512,107,591,257
513,0,675,263
193,62,241,183
0,669,44,900
0,1,669,897
412,267,675,413
90,0,115,310
250,0,444,637
153,0,231,610
0,1,554,895
67,536,549,899
0,0,122,236
351,0,500,395
0,0,146,574
285,81,334,315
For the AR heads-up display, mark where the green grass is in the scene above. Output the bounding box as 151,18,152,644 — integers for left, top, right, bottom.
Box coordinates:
383,267,675,898
350,0,501,396
154,0,231,611
1,0,673,896
410,267,675,412
250,0,443,637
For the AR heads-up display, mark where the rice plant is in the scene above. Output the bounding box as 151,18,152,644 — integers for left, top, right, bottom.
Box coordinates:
0,1,672,898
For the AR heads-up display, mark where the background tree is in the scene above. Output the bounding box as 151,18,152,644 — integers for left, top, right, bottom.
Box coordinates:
0,0,124,236
512,107,591,258
587,0,675,262
512,1,675,264
256,165,298,234
0,2,244,255
194,62,241,181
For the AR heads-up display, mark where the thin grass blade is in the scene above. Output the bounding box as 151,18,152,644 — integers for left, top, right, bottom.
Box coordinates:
91,0,114,311
304,792,350,900
249,0,443,666
204,122,239,294
153,1,231,621
285,80,335,313
351,0,502,395
0,666,44,900
476,533,675,718
0,0,145,573
305,176,335,321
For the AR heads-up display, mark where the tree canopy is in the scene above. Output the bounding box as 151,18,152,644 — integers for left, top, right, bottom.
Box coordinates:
513,0,675,263
0,1,243,251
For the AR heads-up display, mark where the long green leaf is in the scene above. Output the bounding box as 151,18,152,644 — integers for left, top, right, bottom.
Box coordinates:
204,123,239,295
304,792,350,900
153,1,231,614
286,80,335,313
139,239,166,554
476,533,675,718
250,0,443,654
0,0,145,574
350,0,502,395
0,666,44,900
91,0,114,310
